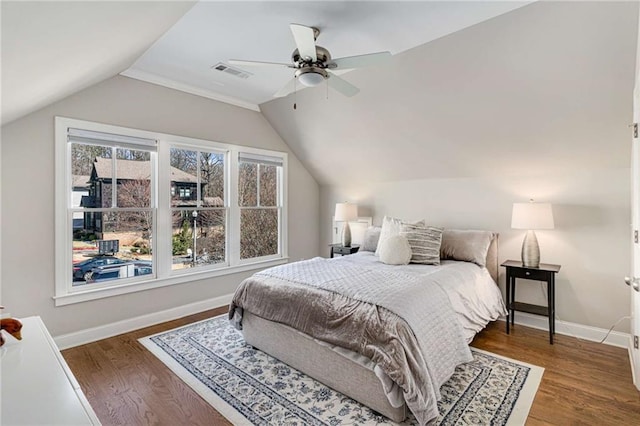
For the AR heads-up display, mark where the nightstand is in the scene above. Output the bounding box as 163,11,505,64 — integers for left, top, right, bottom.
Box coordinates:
501,260,561,344
329,244,360,258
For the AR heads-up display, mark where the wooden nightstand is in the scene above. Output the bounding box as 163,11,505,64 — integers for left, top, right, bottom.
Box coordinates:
329,244,360,258
501,260,561,344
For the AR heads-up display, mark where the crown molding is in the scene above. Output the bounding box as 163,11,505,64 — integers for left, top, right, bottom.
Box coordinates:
120,68,261,112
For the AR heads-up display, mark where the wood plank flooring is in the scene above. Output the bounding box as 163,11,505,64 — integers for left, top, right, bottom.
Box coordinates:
62,308,640,425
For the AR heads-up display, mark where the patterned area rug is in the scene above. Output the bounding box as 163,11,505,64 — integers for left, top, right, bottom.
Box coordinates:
139,315,543,425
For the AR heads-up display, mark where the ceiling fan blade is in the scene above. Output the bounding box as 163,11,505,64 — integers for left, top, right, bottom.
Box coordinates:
330,51,392,69
290,24,317,62
229,59,292,68
327,72,359,97
274,78,300,98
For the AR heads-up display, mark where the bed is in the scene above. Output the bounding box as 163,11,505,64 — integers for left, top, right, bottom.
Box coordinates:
230,228,506,425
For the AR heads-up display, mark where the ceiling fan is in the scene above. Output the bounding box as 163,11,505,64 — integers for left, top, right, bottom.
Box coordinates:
229,24,391,98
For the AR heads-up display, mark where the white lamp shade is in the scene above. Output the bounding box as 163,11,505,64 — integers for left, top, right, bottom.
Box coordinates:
511,202,554,230
334,202,358,222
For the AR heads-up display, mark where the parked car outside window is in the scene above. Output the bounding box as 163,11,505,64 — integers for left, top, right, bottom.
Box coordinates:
72,256,127,281
87,261,153,283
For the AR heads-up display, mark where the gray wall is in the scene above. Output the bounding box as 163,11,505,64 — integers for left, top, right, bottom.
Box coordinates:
321,168,631,332
1,75,320,336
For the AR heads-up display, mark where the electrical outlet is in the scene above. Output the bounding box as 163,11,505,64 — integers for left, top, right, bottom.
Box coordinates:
635,335,639,349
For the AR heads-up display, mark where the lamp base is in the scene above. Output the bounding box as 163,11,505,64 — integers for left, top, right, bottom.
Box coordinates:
521,230,540,268
342,222,352,247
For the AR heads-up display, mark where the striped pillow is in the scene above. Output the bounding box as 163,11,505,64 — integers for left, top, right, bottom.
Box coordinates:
400,224,443,265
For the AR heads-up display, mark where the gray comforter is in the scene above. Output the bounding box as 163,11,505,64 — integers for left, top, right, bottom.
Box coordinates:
229,256,473,425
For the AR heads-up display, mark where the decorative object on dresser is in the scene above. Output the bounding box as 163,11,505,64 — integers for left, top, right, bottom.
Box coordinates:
502,260,561,344
140,315,543,426
511,200,554,268
0,318,23,346
334,202,358,246
0,305,23,347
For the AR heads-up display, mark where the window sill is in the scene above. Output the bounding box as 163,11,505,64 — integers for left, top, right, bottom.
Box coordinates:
53,257,289,306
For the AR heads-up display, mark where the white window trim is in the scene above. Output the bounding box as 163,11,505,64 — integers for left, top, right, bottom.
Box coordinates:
236,147,287,265
55,117,288,306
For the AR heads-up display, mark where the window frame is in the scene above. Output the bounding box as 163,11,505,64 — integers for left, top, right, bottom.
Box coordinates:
55,117,288,306
237,154,284,264
163,142,230,275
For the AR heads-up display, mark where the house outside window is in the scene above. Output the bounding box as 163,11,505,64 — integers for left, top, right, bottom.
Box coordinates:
69,129,156,286
170,147,226,271
55,117,288,306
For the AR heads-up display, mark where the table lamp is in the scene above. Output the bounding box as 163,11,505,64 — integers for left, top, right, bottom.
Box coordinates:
511,200,554,268
334,202,358,247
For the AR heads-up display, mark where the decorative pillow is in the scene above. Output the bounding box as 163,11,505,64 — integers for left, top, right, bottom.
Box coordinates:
400,223,443,265
361,226,382,252
378,235,412,265
440,229,495,266
375,216,425,256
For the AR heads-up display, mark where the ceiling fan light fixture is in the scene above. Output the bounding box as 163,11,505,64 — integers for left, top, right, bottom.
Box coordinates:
295,67,327,87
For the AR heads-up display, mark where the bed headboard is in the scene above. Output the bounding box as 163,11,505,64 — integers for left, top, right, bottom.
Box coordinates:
486,234,499,284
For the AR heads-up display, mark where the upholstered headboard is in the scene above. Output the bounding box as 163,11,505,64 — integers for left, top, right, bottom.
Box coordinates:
361,225,500,283
486,234,499,284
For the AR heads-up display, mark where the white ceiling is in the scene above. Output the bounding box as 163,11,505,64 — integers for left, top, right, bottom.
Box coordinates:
122,1,530,110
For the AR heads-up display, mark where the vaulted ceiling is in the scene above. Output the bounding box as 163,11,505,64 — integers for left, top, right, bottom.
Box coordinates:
2,1,638,187
121,1,529,109
261,1,639,184
1,1,196,125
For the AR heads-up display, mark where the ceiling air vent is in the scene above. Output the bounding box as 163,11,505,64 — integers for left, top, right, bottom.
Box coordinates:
212,62,252,79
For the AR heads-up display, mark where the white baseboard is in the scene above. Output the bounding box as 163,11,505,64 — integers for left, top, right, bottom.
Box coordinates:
54,294,631,350
630,345,637,389
503,312,630,348
54,293,234,350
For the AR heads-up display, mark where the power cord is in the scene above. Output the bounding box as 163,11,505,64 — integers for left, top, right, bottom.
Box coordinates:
538,283,630,344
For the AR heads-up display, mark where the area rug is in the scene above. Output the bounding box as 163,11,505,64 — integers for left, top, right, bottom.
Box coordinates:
139,315,543,425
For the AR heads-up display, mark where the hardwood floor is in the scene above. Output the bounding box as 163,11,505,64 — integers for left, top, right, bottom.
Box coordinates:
62,309,640,425
62,307,232,426
472,322,640,425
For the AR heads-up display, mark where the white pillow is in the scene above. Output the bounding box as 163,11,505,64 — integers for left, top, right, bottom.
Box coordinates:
361,226,382,252
378,235,412,265
375,216,425,256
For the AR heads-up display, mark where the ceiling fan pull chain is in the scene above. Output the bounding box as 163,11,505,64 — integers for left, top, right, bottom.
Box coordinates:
293,76,297,110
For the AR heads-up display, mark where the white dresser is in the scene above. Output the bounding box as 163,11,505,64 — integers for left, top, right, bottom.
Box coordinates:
0,316,100,425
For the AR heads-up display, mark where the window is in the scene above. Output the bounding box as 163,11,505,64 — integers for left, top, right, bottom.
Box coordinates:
66,128,156,287
170,147,226,271
178,187,191,198
238,153,283,260
55,117,287,305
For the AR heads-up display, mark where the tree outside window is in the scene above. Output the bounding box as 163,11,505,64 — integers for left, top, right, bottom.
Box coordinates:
238,155,281,260
70,143,154,285
170,148,226,270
